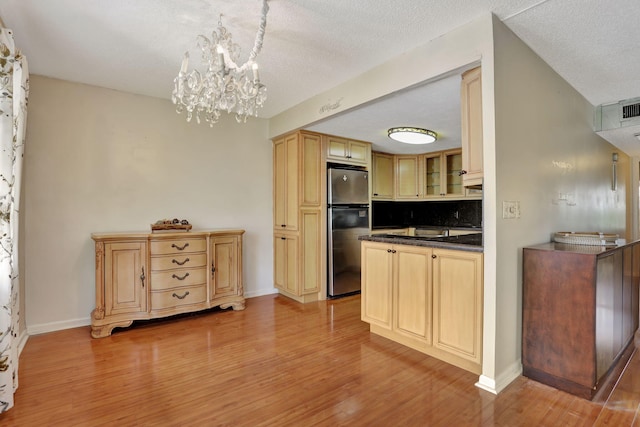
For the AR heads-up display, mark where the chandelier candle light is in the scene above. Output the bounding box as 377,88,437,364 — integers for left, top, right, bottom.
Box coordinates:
172,0,269,125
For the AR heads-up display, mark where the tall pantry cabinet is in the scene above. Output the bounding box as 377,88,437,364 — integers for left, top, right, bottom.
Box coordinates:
273,131,324,302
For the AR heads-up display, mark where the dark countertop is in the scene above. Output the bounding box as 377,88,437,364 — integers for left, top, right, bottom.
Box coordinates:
359,233,483,253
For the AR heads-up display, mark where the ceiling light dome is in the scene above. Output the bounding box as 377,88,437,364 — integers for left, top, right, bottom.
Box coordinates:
388,127,437,144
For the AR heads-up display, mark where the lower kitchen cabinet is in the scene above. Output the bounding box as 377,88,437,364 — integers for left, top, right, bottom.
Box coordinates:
432,249,483,366
91,229,245,338
361,240,483,374
523,241,640,399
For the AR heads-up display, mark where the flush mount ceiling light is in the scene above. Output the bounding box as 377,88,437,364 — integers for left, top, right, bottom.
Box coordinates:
172,0,269,125
387,127,437,144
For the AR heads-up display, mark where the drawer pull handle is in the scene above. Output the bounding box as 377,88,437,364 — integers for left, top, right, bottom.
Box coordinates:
171,242,190,251
212,265,216,275
172,272,190,281
140,267,145,288
172,291,190,300
172,258,190,266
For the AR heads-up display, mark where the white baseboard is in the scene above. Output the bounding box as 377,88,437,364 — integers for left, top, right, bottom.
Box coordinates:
17,329,29,357
25,289,279,335
27,317,91,336
245,288,278,298
476,359,522,394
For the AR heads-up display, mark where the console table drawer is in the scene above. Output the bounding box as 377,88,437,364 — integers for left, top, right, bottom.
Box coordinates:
151,285,207,310
151,238,206,255
151,268,206,290
151,253,207,271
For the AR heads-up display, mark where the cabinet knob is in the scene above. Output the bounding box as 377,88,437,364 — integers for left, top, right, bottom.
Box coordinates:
373,193,379,196
281,237,286,240
281,224,286,228
432,254,437,259
459,170,468,176
391,249,397,253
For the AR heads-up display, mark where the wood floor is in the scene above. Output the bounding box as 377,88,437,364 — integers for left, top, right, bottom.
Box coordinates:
2,293,640,426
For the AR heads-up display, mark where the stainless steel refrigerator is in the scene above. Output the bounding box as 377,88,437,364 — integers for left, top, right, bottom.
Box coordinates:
328,167,369,297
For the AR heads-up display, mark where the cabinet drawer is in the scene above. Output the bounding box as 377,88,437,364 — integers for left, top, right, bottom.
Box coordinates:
151,268,207,290
150,238,206,255
151,285,207,310
151,253,207,271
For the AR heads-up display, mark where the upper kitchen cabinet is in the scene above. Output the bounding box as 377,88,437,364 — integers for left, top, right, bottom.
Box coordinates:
326,135,371,166
273,131,323,230
395,155,421,199
460,67,483,187
372,152,394,199
423,150,465,199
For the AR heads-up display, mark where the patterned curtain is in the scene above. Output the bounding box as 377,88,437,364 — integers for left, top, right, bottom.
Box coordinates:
0,27,28,413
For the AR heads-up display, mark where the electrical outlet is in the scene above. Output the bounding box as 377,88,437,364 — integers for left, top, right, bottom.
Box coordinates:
502,201,520,219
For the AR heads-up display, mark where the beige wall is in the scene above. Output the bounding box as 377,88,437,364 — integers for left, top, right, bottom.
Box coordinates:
490,17,628,384
23,76,274,333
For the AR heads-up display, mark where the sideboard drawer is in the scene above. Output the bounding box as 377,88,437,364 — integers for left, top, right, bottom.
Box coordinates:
151,238,206,255
151,268,206,290
151,285,207,310
150,253,207,271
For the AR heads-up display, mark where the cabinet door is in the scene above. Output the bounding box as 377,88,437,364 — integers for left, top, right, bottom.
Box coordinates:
361,241,393,329
394,245,432,344
105,242,147,316
372,152,394,199
348,140,370,165
211,235,240,299
461,66,483,187
432,249,483,364
395,155,420,199
327,136,349,160
273,134,299,230
274,234,298,295
301,210,321,294
423,153,442,197
300,132,322,207
444,150,464,197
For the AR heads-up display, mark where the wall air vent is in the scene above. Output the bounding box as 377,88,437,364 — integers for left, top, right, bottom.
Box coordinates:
622,102,640,119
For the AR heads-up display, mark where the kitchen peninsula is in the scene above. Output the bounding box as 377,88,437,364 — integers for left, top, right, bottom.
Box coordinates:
358,233,483,374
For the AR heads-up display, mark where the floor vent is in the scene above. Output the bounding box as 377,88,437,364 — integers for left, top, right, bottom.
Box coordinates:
623,102,640,119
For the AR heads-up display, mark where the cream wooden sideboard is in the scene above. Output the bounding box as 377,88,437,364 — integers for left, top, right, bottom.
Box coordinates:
91,229,244,338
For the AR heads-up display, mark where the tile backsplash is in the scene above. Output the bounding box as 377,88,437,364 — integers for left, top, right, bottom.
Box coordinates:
372,200,482,229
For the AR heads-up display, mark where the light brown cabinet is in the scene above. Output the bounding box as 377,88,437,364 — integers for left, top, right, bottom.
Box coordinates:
432,248,483,367
91,229,245,338
326,135,371,166
461,66,483,187
395,155,421,199
423,150,465,198
273,131,323,302
103,240,147,317
361,240,483,374
372,152,394,199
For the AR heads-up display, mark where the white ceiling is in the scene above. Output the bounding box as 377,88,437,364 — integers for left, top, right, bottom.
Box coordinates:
1,0,639,154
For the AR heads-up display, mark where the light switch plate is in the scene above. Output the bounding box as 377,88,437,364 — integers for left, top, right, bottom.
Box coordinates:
503,201,520,219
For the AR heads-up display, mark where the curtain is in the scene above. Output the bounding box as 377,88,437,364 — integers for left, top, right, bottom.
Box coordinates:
0,27,28,413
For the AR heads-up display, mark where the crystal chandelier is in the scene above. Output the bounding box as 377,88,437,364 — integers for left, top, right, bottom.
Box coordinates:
172,0,269,125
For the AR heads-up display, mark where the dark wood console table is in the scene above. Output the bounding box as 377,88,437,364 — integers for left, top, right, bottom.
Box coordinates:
522,241,639,399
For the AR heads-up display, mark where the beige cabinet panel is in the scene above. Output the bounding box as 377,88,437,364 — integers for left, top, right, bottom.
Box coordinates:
394,245,432,344
361,241,393,329
432,249,483,364
273,134,300,230
372,152,394,199
150,238,206,255
150,253,207,271
150,285,207,310
461,66,483,187
211,235,242,299
104,242,147,317
151,268,207,290
395,155,420,199
274,233,299,295
422,150,463,198
301,210,321,294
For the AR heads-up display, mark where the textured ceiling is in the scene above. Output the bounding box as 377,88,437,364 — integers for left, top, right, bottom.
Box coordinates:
1,0,639,154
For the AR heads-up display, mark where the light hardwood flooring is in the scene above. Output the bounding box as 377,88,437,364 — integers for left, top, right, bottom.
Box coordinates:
2,293,640,426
